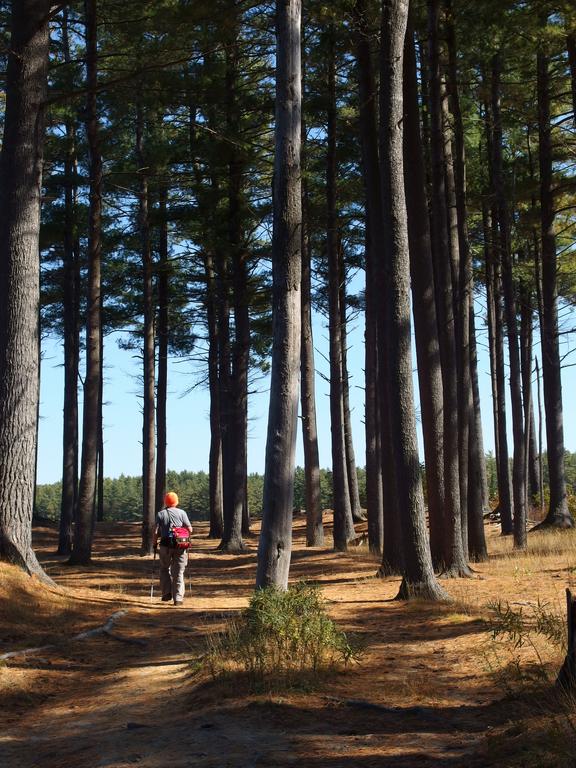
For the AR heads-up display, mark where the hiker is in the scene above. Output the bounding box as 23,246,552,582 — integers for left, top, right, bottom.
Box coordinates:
153,492,193,606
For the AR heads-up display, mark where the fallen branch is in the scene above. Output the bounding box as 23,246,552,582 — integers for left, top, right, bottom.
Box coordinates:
0,610,130,661
0,643,54,661
73,610,128,640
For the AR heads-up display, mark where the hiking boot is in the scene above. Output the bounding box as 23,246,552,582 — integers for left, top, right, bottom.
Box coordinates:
161,593,172,602
173,600,183,606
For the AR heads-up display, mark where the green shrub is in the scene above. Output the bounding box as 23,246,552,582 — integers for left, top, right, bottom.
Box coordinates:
204,582,359,689
487,598,566,651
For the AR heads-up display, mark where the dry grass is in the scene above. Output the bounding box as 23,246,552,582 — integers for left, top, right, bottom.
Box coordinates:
0,561,104,722
1,564,77,650
455,524,576,767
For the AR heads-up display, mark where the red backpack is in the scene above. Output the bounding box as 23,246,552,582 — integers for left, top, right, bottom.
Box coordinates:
164,508,191,550
171,526,191,550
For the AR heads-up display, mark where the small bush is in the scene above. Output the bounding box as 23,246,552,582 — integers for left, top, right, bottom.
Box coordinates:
204,582,358,690
487,598,566,652
483,598,576,766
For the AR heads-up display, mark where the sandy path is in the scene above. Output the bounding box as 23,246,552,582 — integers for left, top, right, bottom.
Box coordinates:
1,519,551,768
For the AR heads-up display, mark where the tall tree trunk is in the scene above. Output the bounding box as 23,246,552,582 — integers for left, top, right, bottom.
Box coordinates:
188,103,224,539
137,103,156,555
155,184,169,516
326,25,355,551
491,53,526,549
242,447,251,536
483,202,500,494
340,261,364,523
535,356,545,516
352,0,384,555
445,0,475,558
536,19,573,528
205,252,224,539
468,293,488,560
97,342,104,524
216,246,233,547
520,283,540,503
256,0,302,589
441,77,470,559
427,0,469,575
300,80,323,547
59,8,80,556
220,23,246,554
70,0,103,565
567,31,576,130
0,0,51,580
380,0,447,601
404,25,445,569
482,103,513,535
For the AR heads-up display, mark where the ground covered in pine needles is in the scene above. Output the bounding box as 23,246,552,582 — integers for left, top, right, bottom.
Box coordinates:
1,514,575,767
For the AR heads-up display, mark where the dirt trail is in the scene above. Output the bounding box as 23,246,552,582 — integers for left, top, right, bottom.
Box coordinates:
2,518,569,768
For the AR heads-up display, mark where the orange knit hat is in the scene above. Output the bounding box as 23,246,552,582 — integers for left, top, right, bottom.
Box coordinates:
164,491,179,508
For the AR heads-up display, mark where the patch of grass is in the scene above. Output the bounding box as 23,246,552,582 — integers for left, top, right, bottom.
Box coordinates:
487,598,566,651
201,582,360,691
481,597,576,766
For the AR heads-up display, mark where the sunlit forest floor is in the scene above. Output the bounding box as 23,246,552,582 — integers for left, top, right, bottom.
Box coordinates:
1,515,575,767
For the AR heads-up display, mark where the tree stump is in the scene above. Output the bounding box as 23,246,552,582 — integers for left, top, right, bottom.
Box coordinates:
556,589,576,691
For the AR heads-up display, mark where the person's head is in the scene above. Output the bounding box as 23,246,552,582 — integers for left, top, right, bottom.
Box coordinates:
164,491,179,508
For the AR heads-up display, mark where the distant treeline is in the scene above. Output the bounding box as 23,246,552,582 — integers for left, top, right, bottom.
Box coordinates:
36,453,576,524
35,468,344,523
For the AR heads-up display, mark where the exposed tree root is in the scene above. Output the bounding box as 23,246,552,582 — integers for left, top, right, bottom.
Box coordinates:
395,577,451,602
438,564,476,579
531,517,575,532
0,542,55,586
375,564,403,578
216,541,248,554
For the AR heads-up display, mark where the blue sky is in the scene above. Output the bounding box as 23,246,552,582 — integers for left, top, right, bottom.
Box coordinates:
37,293,576,485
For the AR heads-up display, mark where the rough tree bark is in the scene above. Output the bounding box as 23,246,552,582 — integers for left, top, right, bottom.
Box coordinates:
567,31,576,131
340,263,364,523
468,294,488,561
136,102,156,555
482,105,513,535
219,20,247,553
536,19,573,528
0,0,52,580
96,344,104,525
256,0,302,589
300,66,323,547
352,0,384,555
188,103,224,539
205,251,225,539
520,286,540,503
427,0,470,575
326,25,355,551
70,0,103,565
440,76,469,560
58,7,80,556
491,53,526,549
154,184,169,516
403,25,445,570
446,0,477,558
381,0,448,601
492,204,514,536
215,241,233,546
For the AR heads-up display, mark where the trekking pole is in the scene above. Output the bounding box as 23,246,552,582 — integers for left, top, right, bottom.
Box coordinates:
150,547,157,602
